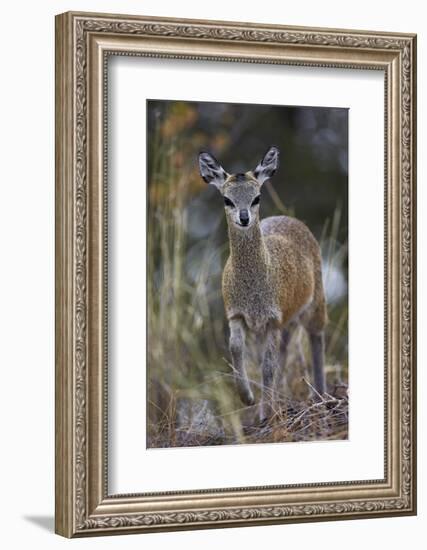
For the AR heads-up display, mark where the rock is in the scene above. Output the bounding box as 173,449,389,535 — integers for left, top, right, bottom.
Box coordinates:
174,397,226,447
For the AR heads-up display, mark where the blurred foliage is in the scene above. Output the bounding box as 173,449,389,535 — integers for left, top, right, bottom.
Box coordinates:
147,99,348,448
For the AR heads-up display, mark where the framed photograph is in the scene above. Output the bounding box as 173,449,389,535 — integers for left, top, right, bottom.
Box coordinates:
55,11,417,537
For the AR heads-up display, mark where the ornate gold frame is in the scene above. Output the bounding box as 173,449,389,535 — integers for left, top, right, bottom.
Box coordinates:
55,11,417,538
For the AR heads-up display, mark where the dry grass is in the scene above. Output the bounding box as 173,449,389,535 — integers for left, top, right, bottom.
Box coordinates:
147,372,348,448
147,115,348,449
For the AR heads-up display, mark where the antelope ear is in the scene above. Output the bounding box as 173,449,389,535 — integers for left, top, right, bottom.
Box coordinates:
198,151,228,190
253,146,279,185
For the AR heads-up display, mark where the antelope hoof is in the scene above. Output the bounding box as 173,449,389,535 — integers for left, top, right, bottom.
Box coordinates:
257,402,274,425
238,387,255,406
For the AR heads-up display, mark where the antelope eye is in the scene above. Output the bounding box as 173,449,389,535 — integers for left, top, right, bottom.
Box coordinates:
223,197,235,208
251,195,260,207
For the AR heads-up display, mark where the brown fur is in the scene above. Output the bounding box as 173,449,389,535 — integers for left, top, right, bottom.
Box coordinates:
198,147,328,418
223,214,327,334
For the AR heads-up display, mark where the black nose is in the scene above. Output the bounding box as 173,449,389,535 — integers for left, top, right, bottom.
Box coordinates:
240,209,249,226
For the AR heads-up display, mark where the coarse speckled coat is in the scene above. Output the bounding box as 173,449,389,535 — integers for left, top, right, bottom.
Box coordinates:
222,214,327,335
198,146,327,421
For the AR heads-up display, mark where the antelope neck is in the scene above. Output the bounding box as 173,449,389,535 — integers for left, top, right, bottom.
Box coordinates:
228,220,269,273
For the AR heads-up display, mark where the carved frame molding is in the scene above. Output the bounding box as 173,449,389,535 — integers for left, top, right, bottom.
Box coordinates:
55,11,416,537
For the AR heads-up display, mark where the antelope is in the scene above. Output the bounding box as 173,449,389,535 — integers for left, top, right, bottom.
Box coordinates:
198,146,328,421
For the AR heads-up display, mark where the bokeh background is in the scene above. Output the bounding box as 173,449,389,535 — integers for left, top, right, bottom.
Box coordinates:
147,99,348,448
